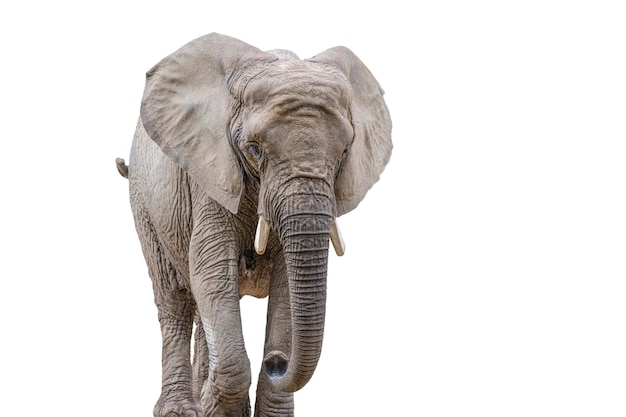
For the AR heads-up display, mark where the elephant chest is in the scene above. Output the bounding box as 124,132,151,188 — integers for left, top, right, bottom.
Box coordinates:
237,249,272,298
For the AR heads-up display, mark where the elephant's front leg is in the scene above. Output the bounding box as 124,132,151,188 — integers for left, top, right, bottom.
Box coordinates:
190,230,252,417
255,258,294,417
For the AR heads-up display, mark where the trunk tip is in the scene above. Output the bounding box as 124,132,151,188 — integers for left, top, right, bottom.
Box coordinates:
264,350,289,379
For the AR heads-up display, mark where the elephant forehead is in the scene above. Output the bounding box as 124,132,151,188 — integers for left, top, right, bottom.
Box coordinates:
243,63,351,111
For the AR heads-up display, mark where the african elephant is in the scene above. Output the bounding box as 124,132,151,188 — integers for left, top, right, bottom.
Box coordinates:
116,32,392,417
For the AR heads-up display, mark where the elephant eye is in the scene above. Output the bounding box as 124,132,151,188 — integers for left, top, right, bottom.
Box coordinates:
245,142,262,162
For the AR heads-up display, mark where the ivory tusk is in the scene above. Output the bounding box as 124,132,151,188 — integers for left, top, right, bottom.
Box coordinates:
255,216,271,255
330,220,345,257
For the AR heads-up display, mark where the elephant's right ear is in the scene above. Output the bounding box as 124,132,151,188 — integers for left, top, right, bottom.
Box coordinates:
140,33,276,214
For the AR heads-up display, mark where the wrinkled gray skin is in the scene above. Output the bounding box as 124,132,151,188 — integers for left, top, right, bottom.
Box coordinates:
117,33,391,417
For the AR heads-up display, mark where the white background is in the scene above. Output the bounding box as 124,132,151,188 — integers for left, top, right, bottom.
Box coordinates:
1,1,625,416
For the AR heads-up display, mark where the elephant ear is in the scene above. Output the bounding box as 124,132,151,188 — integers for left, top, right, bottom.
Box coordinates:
308,47,392,216
140,33,276,214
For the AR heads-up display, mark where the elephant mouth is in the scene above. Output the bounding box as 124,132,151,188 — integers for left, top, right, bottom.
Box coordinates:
254,216,345,257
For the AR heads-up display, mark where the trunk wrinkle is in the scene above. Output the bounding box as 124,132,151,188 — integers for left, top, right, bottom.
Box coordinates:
262,177,335,393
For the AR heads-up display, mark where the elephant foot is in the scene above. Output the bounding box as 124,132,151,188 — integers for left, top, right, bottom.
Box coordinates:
201,383,251,417
202,397,251,417
154,391,201,417
254,388,293,417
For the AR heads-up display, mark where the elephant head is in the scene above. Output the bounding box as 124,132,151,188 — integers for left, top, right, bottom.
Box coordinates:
139,33,392,393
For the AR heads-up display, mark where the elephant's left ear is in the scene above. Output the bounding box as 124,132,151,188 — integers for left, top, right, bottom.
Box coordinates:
308,47,392,216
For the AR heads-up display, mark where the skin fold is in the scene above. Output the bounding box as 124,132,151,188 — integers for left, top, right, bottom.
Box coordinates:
117,32,392,417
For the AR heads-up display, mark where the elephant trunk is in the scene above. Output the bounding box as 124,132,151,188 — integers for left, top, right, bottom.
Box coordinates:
263,179,334,393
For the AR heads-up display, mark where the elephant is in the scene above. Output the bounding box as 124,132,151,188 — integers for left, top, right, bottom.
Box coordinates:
116,32,392,417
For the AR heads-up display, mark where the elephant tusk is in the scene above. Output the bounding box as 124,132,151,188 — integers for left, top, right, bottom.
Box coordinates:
330,220,345,257
255,216,271,255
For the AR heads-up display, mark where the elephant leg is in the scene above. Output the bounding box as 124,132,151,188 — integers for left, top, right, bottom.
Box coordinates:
192,314,209,402
137,222,200,417
255,259,294,417
131,192,199,417
189,226,252,416
154,292,199,417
